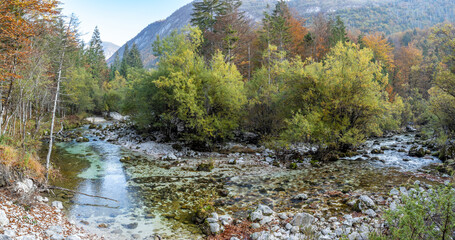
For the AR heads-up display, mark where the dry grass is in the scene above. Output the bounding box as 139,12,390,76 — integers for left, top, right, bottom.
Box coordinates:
0,145,45,181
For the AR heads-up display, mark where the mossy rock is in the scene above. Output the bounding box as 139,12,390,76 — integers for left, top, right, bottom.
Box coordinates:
288,162,297,169
409,145,425,158
197,162,214,172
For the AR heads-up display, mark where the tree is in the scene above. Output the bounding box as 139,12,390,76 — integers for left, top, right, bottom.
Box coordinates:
329,16,348,46
126,43,143,69
363,33,395,72
428,24,455,136
46,16,79,181
128,27,246,146
120,43,129,78
260,0,291,52
0,0,58,129
282,42,392,153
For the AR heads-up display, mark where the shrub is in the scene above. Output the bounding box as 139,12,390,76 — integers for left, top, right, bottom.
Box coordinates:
373,184,455,240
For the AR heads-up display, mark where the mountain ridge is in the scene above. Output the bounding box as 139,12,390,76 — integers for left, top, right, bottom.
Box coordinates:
108,0,455,68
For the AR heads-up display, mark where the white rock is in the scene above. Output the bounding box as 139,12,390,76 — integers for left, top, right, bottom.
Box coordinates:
278,212,288,220
290,226,299,234
16,236,36,240
292,193,308,200
390,188,400,195
3,230,15,238
364,209,377,217
285,223,293,230
209,223,220,234
0,210,9,226
65,236,82,240
14,179,34,194
219,215,232,225
291,213,315,227
335,228,343,236
52,201,64,210
260,216,273,225
250,211,263,221
348,232,360,240
210,212,219,220
257,204,274,216
206,218,218,223
321,228,332,235
359,195,375,208
0,235,12,240
251,223,261,229
251,231,270,240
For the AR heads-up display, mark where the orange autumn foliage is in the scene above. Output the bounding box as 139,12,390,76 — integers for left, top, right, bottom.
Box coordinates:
286,13,308,59
363,33,395,71
394,44,423,96
0,0,59,82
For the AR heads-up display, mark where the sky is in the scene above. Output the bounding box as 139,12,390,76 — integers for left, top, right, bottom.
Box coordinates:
60,0,194,46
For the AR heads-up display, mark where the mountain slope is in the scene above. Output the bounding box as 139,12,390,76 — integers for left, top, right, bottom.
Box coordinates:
102,42,120,59
108,0,455,68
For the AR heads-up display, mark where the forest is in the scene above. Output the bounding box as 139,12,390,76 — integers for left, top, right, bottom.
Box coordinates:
1,0,455,239
1,0,455,174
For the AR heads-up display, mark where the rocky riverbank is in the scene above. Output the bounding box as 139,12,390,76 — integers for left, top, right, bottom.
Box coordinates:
206,180,454,240
0,188,102,240
47,117,454,239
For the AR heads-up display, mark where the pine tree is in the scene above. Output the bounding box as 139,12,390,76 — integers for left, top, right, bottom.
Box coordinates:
191,0,225,33
109,53,120,80
120,43,129,78
329,16,348,47
261,0,291,52
126,43,143,69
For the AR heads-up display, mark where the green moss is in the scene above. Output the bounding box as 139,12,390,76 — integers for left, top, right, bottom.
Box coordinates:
289,162,297,169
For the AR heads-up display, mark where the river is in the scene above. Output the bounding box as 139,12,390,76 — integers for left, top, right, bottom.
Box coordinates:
46,122,445,240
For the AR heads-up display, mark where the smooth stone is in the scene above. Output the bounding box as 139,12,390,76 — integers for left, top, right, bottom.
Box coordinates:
256,204,274,216
209,223,220,234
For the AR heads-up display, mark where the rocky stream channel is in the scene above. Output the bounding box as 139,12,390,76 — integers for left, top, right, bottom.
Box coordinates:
43,119,452,240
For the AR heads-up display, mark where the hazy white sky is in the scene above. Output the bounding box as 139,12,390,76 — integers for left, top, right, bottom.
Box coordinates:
60,0,194,46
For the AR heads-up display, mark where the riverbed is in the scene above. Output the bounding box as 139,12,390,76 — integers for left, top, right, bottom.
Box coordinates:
46,122,447,240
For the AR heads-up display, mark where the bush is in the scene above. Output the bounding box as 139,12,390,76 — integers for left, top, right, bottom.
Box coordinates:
373,184,455,240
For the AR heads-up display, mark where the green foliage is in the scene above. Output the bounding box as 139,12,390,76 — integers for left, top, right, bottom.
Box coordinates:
127,27,246,145
329,16,348,46
245,45,302,135
428,24,455,137
374,185,455,240
63,66,102,113
281,42,390,150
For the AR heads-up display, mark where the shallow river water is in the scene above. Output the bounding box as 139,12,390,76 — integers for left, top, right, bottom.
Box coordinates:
47,125,444,239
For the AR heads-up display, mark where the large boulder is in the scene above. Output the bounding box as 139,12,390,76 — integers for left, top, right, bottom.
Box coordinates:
409,145,425,158
14,179,34,195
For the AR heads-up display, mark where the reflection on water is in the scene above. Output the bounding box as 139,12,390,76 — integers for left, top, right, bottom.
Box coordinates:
49,126,443,240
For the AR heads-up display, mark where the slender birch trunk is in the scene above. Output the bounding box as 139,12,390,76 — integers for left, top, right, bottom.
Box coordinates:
46,18,72,182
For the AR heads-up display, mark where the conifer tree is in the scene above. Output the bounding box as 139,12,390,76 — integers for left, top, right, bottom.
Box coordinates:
120,43,129,78
329,16,348,46
126,43,143,69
